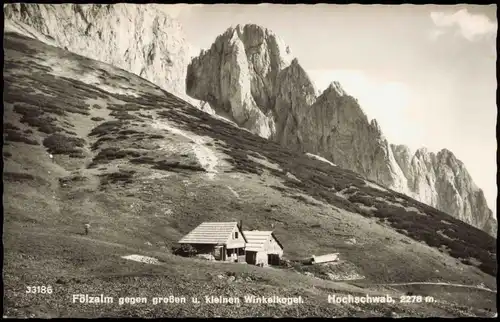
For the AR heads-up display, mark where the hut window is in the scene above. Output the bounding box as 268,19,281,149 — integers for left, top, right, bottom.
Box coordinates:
235,232,239,239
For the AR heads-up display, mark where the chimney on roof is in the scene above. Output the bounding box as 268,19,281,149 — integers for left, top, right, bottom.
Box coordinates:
238,220,243,230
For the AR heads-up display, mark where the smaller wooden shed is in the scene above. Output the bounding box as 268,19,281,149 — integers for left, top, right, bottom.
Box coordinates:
243,230,284,266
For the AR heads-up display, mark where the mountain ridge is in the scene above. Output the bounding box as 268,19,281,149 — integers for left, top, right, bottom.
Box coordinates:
2,26,497,318
4,4,495,237
3,3,215,115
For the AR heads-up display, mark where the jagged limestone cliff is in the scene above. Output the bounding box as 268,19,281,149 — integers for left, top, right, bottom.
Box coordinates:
3,6,495,237
3,3,212,113
186,24,496,237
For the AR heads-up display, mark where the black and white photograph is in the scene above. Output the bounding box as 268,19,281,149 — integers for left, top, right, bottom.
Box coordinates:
2,3,497,318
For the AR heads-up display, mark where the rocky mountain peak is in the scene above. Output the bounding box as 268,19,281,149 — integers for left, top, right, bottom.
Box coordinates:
325,81,347,97
186,23,304,140
3,3,205,110
370,119,383,135
187,23,496,237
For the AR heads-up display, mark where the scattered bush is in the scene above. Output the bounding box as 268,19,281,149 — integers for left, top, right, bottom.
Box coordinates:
4,172,36,181
69,152,86,158
129,156,156,165
110,110,139,121
89,121,123,137
4,122,21,131
153,160,206,172
108,103,140,111
13,103,43,119
59,175,87,187
13,104,67,134
156,100,497,277
98,170,135,189
290,195,318,206
4,129,39,145
90,148,142,166
91,116,105,122
138,113,153,119
119,129,141,135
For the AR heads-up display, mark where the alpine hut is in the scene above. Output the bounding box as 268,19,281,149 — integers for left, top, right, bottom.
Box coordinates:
178,221,247,262
243,230,284,266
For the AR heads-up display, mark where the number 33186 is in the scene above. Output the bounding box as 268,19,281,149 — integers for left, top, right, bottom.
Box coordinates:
26,286,53,294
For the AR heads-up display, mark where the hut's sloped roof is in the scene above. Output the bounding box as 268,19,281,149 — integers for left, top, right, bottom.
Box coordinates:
243,230,275,252
179,222,238,244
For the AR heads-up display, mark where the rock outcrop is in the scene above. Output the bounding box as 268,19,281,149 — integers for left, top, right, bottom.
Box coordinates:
3,3,210,112
187,24,496,237
392,146,497,236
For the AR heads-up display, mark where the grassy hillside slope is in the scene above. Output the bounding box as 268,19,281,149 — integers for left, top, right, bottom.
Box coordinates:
2,32,497,318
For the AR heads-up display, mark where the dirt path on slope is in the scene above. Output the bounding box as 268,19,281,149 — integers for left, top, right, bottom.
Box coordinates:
359,281,496,293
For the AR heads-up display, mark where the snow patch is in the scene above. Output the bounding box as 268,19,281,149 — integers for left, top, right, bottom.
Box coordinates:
285,172,301,182
364,180,389,192
121,254,160,265
306,153,337,167
212,113,236,124
151,120,219,180
146,172,172,180
98,84,140,98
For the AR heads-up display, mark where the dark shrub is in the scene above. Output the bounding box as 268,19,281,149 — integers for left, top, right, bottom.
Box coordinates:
59,175,87,186
69,152,86,158
13,103,42,119
37,121,64,134
91,116,105,122
129,156,156,165
3,172,39,182
108,103,140,111
92,148,142,165
43,133,85,155
290,195,317,206
119,129,140,135
4,122,21,131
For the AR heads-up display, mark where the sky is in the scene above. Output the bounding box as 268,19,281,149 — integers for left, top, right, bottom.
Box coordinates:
160,4,497,216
